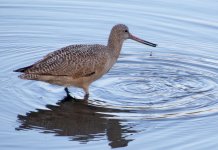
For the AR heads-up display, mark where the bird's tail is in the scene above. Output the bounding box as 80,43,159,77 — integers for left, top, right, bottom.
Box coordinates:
14,65,33,73
18,74,39,80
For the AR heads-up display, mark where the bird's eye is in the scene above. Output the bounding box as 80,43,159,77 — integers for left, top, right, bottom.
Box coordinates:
124,30,128,32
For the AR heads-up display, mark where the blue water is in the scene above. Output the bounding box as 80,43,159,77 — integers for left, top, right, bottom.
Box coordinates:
1,0,218,149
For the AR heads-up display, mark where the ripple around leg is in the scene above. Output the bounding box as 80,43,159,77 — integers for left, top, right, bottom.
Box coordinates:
93,56,218,120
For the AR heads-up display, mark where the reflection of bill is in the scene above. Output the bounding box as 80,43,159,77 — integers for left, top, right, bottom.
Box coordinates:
16,96,136,148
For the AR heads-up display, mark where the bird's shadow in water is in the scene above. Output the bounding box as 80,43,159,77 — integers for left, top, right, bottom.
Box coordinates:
16,95,137,148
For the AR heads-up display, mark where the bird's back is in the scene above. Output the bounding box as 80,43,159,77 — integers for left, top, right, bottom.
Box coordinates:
15,44,112,79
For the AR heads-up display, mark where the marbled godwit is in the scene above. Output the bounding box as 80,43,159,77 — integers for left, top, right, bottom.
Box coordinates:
14,24,157,99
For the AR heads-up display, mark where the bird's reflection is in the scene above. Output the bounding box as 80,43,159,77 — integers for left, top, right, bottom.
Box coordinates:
16,96,137,148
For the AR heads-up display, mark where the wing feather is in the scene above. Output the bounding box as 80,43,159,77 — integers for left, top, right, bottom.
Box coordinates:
23,44,109,79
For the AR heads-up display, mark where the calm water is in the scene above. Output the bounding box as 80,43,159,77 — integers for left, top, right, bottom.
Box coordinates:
1,0,218,149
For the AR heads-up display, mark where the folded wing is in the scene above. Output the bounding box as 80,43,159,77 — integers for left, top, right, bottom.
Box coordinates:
15,44,109,79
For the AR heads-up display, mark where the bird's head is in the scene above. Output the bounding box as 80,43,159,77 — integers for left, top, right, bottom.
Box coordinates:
111,24,157,47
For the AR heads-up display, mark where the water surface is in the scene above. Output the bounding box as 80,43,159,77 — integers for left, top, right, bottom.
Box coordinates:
1,0,218,149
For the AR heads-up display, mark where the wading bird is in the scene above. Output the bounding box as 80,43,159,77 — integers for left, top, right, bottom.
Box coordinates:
14,24,157,99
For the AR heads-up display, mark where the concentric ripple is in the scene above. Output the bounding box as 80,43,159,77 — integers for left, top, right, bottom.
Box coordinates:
1,0,218,149
93,53,218,120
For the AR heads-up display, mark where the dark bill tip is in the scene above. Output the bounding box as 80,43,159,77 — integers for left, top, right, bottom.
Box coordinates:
143,40,157,47
130,34,157,47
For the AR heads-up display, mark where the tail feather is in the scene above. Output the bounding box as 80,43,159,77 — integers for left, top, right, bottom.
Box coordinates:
19,74,39,80
14,65,33,73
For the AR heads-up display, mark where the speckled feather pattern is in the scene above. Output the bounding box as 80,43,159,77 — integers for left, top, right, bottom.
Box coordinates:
21,44,111,78
16,24,132,95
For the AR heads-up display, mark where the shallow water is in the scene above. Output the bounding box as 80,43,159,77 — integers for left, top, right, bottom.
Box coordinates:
1,0,218,149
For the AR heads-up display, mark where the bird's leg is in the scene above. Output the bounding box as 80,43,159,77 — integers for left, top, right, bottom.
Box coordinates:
83,86,89,100
64,87,71,97
84,93,89,100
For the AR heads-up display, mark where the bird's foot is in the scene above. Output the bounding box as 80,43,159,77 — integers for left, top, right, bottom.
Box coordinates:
64,87,89,101
61,95,80,103
64,87,71,97
84,93,89,100
64,87,76,99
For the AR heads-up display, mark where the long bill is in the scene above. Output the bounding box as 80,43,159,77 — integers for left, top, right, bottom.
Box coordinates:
129,34,157,47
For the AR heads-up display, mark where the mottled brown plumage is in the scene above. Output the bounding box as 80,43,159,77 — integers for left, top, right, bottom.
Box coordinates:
14,24,157,99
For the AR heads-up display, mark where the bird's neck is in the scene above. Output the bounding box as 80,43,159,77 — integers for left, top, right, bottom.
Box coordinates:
107,33,124,59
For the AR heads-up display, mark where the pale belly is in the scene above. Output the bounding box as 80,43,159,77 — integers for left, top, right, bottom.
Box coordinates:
19,58,116,89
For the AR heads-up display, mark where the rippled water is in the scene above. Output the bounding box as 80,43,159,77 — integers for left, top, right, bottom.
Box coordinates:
1,0,218,149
